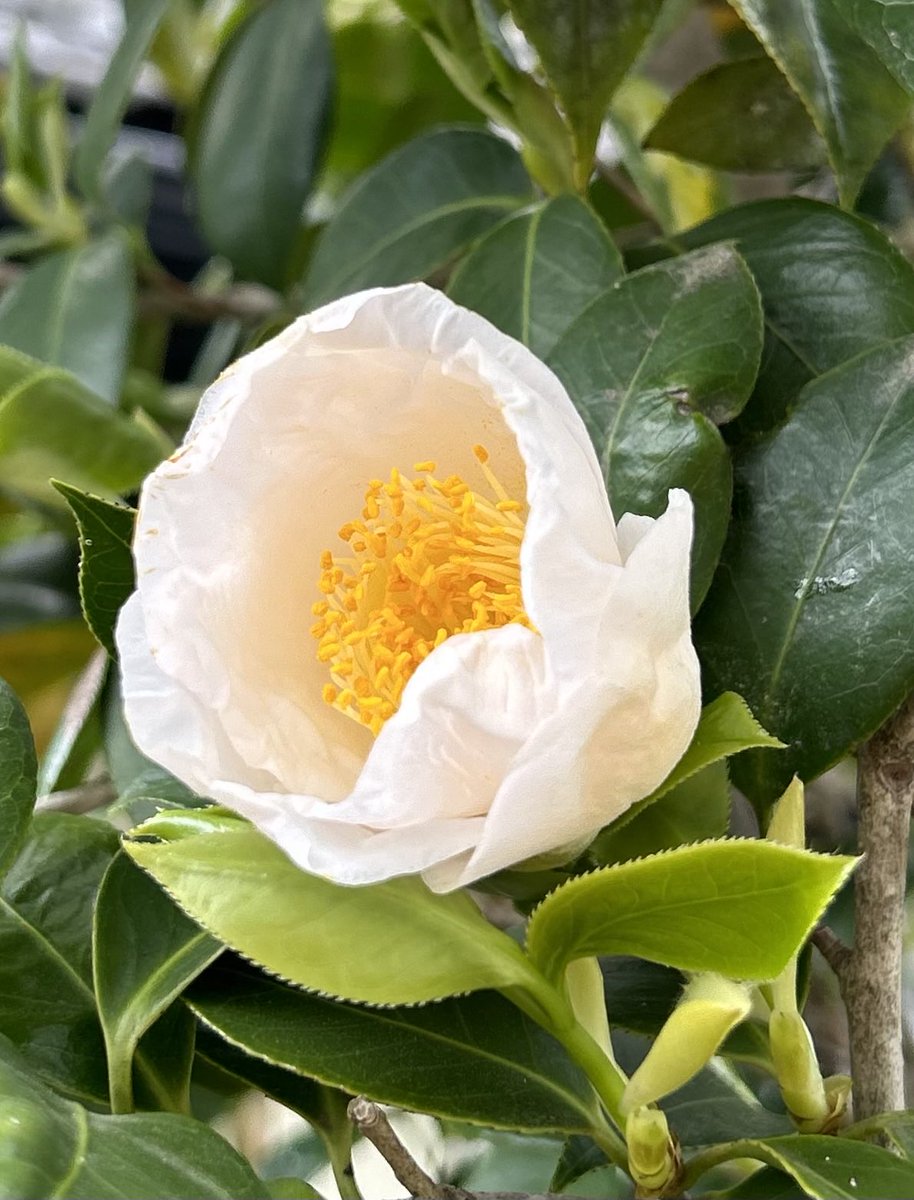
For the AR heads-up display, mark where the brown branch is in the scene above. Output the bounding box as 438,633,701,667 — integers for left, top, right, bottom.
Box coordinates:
0,260,280,325
347,1097,574,1200
812,923,852,980
843,693,914,1121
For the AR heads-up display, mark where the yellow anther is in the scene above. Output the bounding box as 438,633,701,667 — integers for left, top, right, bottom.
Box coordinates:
311,446,532,736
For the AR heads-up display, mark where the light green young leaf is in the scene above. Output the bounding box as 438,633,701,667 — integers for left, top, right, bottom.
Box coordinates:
53,483,135,658
727,0,908,206
74,0,169,201
0,677,36,877
448,195,623,359
526,839,855,985
93,854,221,1113
189,961,599,1135
302,127,533,306
0,233,134,404
0,1033,264,1199
0,349,166,504
124,822,538,1006
191,0,332,289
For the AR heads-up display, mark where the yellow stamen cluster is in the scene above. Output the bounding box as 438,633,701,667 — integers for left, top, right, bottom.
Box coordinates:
310,445,532,735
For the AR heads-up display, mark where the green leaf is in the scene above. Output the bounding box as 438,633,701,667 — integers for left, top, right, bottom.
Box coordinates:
53,483,136,658
0,677,36,877
191,0,332,289
717,1169,806,1199
0,1033,265,1199
547,245,763,608
302,127,533,306
592,762,731,864
447,195,623,360
506,0,666,186
0,233,134,404
74,0,169,201
94,853,221,1113
0,812,117,1105
526,839,854,985
696,336,914,805
727,0,908,206
188,961,599,1135
844,1111,914,1158
0,349,166,504
689,1134,914,1199
124,821,537,1006
676,198,914,438
646,57,826,172
834,2,914,98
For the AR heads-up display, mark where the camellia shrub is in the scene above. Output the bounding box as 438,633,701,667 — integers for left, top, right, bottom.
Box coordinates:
4,1,914,1198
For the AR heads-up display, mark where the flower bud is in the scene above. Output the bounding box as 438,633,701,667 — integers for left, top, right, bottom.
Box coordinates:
622,974,751,1114
626,1106,681,1198
769,1008,829,1127
767,776,805,850
565,956,613,1058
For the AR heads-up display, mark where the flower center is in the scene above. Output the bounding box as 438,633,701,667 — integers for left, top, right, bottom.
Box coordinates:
310,445,533,736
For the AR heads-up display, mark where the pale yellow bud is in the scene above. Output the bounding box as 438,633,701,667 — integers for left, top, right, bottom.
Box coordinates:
565,956,613,1058
626,1106,681,1198
767,776,806,849
622,974,752,1114
769,1009,829,1126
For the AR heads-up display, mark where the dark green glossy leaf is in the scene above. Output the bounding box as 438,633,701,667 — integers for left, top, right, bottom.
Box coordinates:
646,57,825,172
53,484,136,658
592,762,730,864
526,840,854,984
94,854,221,1113
844,1111,914,1158
697,336,914,805
547,244,763,607
676,198,914,437
0,677,36,877
601,956,683,1036
0,234,134,404
727,0,907,205
447,195,623,359
0,349,166,504
74,0,169,201
302,127,533,306
506,0,666,185
188,962,599,1135
191,0,332,289
125,820,537,1006
834,2,914,98
0,812,117,1105
0,1033,264,1199
716,1168,806,1199
689,1134,914,1198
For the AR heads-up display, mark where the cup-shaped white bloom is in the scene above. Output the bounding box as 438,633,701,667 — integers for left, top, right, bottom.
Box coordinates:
116,283,700,892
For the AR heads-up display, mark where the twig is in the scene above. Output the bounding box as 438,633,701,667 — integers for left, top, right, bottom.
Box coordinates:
843,693,914,1121
347,1097,469,1200
0,259,279,325
346,1097,576,1200
36,776,117,814
812,923,852,979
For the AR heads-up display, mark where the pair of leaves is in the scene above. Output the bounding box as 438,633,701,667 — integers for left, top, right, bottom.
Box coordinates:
127,806,851,1009
0,1034,264,1199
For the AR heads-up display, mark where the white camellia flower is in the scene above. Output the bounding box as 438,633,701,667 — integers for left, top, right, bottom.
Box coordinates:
116,283,701,892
